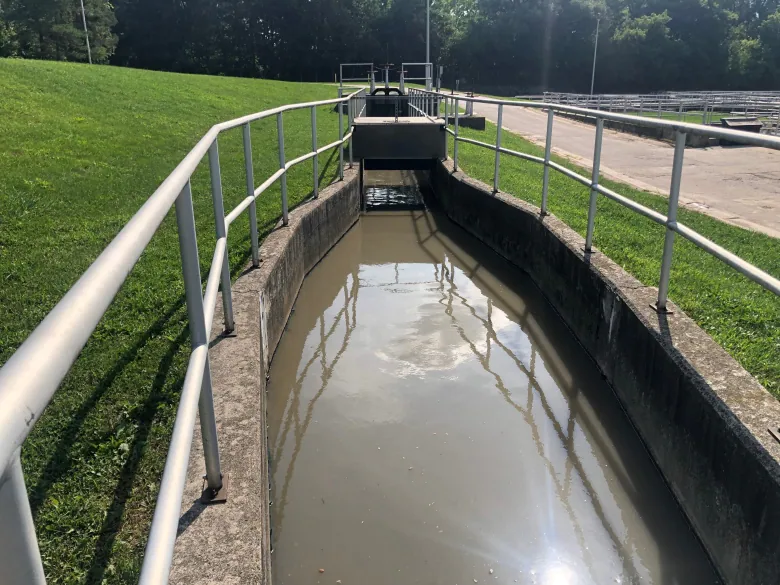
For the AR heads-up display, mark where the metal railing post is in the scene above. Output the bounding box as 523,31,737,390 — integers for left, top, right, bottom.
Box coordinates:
493,104,503,193
348,97,354,169
775,106,779,136
311,106,319,198
277,112,289,225
338,100,344,180
584,118,604,252
454,98,460,171
444,96,449,156
208,139,235,332
0,453,46,585
242,124,259,267
655,131,687,312
174,181,222,493
541,108,554,215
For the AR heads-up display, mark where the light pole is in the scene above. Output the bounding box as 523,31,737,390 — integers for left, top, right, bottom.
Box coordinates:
79,0,92,64
590,17,600,96
426,0,431,90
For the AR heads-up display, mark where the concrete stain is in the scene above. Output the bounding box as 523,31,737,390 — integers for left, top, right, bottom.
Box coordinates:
266,207,719,585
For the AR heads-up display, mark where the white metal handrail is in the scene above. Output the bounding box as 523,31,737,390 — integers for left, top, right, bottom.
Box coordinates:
529,91,780,133
408,88,780,309
401,62,433,91
0,87,365,585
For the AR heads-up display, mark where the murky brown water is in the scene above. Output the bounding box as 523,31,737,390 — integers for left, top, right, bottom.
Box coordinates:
267,209,719,585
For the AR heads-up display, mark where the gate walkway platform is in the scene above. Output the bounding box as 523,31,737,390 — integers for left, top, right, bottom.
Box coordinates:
353,116,445,161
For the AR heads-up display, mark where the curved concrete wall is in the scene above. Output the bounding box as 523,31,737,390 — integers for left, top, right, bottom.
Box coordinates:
170,169,360,585
430,159,780,585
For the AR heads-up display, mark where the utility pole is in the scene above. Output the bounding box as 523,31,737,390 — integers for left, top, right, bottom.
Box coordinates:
590,17,600,96
79,0,92,64
426,0,431,90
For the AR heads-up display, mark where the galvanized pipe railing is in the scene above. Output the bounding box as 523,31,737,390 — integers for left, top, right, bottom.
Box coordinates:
536,91,780,133
408,88,437,122
0,87,365,585
416,88,780,312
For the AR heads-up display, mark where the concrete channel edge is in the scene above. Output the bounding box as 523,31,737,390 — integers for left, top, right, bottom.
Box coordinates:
169,168,360,585
430,158,780,585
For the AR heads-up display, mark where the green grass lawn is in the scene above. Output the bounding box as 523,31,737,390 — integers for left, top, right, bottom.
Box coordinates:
0,59,348,584
451,120,780,400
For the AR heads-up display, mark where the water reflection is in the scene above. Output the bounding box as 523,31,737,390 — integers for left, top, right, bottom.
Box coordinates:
266,210,719,585
364,169,426,210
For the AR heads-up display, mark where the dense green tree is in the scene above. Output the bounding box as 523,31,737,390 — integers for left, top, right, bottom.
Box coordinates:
0,2,20,57
609,10,683,92
2,0,780,92
0,0,116,62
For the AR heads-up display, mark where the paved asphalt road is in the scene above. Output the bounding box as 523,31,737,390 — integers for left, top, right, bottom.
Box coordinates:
470,102,780,238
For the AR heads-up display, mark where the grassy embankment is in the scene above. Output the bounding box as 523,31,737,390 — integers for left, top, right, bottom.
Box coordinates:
0,58,347,583
451,119,779,401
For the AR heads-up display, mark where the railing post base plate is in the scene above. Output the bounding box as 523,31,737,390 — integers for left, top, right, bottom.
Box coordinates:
650,303,674,315
200,473,229,505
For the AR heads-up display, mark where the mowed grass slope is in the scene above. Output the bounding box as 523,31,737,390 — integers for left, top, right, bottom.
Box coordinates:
452,120,780,398
0,59,346,583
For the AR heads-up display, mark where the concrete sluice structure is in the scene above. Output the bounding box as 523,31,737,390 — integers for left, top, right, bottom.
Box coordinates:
172,136,780,585
265,179,719,584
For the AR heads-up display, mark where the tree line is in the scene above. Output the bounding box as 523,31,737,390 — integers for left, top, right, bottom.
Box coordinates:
2,0,780,94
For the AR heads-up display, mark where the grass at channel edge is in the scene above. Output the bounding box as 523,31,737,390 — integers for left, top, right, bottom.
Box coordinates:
451,120,780,401
0,59,346,584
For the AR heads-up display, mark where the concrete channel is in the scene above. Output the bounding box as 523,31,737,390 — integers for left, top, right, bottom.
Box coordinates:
266,195,718,584
172,166,780,585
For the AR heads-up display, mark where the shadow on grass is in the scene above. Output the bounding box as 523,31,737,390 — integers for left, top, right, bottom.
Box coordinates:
85,324,189,585
27,298,189,518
